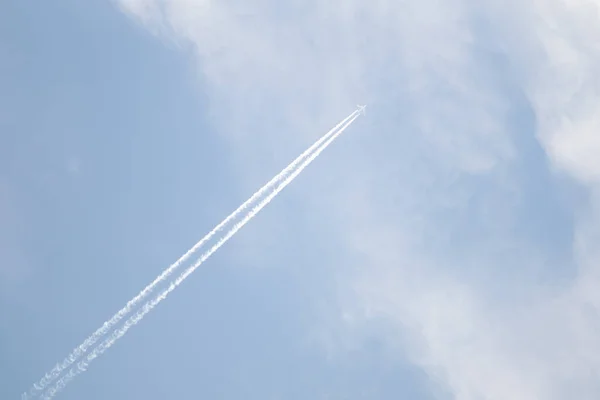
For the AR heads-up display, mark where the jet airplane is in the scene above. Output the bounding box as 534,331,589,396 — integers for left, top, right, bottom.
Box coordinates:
357,104,367,115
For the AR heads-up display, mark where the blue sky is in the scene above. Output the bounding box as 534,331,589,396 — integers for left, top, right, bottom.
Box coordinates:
3,0,600,399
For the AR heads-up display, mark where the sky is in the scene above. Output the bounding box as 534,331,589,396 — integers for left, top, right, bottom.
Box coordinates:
2,0,600,399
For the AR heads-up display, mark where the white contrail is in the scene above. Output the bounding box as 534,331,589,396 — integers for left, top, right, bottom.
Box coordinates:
22,110,359,400
39,112,360,400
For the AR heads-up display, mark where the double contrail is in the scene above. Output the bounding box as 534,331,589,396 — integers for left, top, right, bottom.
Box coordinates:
24,108,362,399
23,109,360,400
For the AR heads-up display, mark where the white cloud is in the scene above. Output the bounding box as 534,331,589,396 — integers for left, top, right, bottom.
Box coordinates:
517,0,600,184
116,0,600,398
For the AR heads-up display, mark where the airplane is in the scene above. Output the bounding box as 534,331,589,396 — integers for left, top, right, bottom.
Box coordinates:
357,104,367,115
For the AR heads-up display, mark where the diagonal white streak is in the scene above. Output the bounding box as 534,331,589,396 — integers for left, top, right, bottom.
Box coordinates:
39,111,360,400
22,109,359,400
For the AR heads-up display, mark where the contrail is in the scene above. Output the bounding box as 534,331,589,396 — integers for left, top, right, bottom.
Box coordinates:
22,109,360,400
39,111,360,400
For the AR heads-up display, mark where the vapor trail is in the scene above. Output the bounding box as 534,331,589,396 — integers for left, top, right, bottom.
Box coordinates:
39,111,360,400
22,110,359,400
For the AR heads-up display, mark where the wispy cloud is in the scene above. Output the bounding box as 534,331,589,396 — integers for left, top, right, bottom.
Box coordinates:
116,0,600,398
